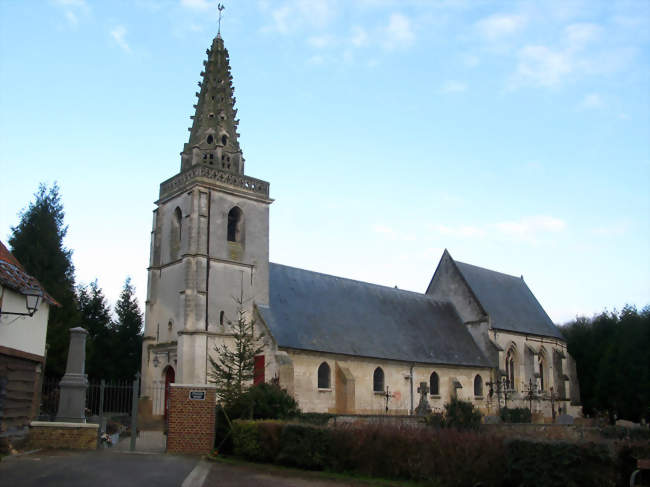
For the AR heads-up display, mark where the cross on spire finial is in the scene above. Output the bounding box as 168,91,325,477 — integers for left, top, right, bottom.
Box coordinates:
217,3,225,36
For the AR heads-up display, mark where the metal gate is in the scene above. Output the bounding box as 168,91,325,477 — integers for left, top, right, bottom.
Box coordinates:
40,373,167,452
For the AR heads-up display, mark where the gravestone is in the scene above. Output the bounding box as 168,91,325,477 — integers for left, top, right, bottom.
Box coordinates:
557,413,574,425
56,327,89,423
415,382,432,416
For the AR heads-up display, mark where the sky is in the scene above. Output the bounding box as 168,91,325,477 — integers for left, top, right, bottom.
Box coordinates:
0,0,648,324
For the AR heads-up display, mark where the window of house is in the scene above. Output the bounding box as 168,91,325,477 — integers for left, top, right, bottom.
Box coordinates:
227,206,243,243
474,375,483,397
373,367,384,392
429,371,439,395
317,362,330,389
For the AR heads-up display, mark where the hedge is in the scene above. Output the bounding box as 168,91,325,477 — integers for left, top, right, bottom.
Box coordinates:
231,420,506,486
230,420,629,487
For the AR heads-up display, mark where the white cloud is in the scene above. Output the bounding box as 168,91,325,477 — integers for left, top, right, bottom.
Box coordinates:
383,13,414,50
476,13,527,40
65,10,78,26
565,23,601,50
580,93,603,109
372,223,416,242
180,0,215,10
494,216,566,242
592,222,629,237
110,25,131,52
350,26,368,48
53,0,88,27
440,80,467,93
462,53,479,68
434,225,485,238
308,35,334,48
513,45,572,87
432,215,566,244
260,0,338,34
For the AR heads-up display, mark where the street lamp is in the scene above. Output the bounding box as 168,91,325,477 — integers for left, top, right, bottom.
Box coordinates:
0,286,43,317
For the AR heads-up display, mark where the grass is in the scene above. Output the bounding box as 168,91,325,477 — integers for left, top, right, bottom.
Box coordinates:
205,453,440,487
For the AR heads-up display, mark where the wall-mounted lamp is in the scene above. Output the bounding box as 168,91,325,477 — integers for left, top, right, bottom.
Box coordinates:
0,286,43,317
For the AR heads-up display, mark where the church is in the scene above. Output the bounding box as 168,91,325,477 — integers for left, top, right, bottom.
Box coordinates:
139,31,581,420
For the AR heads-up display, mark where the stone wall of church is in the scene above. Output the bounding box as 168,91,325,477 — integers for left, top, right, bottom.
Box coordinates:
426,252,485,324
280,350,491,415
490,330,581,418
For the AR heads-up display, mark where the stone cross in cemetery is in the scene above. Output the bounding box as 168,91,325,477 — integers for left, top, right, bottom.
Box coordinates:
56,327,89,423
415,381,432,416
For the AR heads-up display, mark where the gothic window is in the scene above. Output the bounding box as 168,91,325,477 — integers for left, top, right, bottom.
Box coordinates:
429,372,439,395
170,207,182,260
505,349,516,390
318,362,330,389
221,134,228,146
373,367,384,392
474,375,483,397
174,207,182,241
207,134,214,144
538,354,545,391
227,206,243,243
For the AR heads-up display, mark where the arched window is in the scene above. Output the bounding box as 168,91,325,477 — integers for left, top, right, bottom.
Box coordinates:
538,354,545,391
317,362,330,389
506,349,516,390
373,367,384,392
474,375,483,396
429,371,439,395
227,206,243,243
174,207,182,242
170,207,182,260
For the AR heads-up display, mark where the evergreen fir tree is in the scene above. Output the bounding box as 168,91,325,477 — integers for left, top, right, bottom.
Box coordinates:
209,294,264,405
77,280,113,380
113,277,143,380
9,183,78,377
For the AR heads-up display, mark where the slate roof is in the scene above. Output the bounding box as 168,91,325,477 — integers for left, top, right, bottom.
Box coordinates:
453,259,563,340
257,263,490,368
0,241,58,306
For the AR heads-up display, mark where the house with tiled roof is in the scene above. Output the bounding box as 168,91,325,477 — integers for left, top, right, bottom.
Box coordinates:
0,241,58,443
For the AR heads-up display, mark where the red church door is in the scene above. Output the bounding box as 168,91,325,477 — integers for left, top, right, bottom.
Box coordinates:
164,366,175,420
254,355,265,385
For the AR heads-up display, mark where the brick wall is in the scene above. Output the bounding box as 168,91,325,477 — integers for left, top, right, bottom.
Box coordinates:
166,384,216,454
29,422,98,450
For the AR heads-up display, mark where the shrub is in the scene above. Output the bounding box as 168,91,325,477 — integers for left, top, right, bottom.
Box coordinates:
232,420,263,461
500,407,532,423
275,423,331,470
296,412,335,425
424,411,446,428
504,439,615,487
227,383,300,420
444,398,482,430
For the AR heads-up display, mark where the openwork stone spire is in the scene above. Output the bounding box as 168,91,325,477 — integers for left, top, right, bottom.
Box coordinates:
181,34,244,174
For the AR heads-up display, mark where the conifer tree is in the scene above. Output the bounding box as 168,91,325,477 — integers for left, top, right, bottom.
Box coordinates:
9,183,79,377
209,294,264,405
77,280,113,380
113,278,143,380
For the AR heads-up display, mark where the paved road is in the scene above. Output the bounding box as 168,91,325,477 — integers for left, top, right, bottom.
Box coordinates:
0,449,199,487
1,450,379,487
205,460,381,486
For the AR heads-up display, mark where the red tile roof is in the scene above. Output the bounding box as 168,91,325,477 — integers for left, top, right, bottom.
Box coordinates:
0,240,59,306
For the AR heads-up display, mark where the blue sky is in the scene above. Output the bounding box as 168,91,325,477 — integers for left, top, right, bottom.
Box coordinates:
1,0,648,323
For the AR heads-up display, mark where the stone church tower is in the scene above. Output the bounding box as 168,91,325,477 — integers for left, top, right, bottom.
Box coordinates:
141,33,272,398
